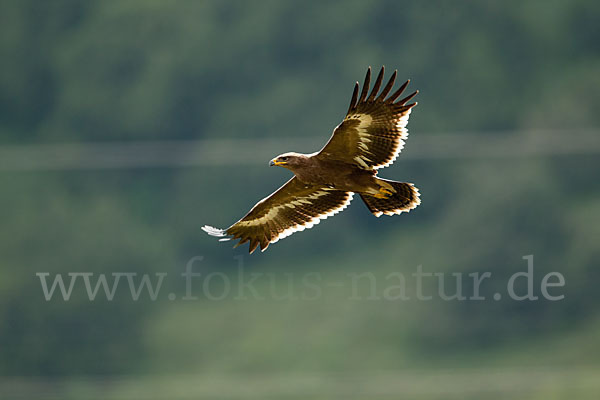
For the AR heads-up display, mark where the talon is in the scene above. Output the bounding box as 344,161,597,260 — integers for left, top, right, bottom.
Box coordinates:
374,188,393,199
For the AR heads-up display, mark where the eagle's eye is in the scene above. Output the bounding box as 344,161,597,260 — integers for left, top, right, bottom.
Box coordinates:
281,156,288,161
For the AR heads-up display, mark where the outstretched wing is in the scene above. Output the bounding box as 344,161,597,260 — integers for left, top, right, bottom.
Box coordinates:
317,66,417,170
202,177,353,253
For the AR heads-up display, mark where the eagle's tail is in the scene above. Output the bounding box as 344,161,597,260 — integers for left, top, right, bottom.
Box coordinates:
360,180,420,217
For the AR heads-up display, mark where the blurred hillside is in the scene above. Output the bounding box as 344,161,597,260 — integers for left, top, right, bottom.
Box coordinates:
0,0,599,398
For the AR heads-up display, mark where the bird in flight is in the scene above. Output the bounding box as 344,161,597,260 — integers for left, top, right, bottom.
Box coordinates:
203,66,420,253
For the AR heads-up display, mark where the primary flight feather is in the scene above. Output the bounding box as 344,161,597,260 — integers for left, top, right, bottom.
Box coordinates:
203,66,420,253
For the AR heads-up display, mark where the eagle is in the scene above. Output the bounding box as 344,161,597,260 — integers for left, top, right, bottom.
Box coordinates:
203,66,420,253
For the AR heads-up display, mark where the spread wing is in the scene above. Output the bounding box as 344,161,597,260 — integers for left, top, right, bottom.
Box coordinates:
202,177,353,253
316,66,417,170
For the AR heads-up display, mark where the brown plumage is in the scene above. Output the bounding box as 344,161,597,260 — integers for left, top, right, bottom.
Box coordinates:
203,66,421,253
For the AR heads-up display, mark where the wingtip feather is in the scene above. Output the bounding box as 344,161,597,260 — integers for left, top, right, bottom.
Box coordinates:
368,66,385,101
358,67,371,103
398,90,418,105
202,225,227,237
387,79,410,103
377,69,397,101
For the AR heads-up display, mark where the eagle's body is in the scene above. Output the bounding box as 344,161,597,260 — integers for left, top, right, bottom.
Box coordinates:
203,67,421,253
278,154,381,195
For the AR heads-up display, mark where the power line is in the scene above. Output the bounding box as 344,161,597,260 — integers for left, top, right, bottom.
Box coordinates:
0,130,598,171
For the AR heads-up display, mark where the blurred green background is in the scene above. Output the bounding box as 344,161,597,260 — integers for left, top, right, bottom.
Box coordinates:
1,0,599,398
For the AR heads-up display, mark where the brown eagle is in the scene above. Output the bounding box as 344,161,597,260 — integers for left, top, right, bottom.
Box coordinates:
203,66,420,253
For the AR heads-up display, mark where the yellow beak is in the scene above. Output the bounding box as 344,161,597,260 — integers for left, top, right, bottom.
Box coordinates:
269,159,287,166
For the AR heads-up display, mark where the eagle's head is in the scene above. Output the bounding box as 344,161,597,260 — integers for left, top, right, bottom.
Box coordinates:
269,152,307,169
